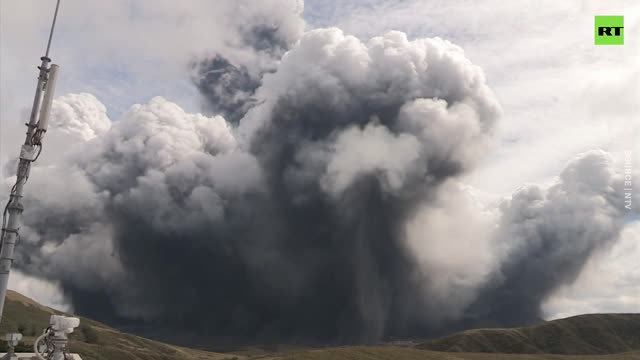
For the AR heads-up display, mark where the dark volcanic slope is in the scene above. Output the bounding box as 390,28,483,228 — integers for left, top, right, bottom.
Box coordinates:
418,314,640,355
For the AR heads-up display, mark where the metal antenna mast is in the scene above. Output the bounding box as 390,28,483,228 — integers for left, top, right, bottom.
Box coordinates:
0,0,62,322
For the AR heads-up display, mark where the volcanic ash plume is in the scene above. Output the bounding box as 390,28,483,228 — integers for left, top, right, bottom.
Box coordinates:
469,150,633,327
190,1,303,122
4,21,634,344
8,28,501,342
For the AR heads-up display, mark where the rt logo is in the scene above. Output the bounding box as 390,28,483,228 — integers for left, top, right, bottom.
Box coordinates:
595,15,624,45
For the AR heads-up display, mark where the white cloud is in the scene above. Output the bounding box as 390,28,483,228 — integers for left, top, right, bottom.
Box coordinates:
543,221,640,319
51,93,111,141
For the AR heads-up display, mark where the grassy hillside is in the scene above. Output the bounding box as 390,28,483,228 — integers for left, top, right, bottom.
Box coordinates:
260,346,640,360
0,290,239,360
2,290,640,360
419,314,640,355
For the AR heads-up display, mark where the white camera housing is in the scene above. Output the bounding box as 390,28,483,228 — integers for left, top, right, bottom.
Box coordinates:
50,315,80,335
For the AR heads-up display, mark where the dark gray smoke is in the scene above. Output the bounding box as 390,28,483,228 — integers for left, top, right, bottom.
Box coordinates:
242,24,291,54
191,19,295,122
468,150,630,327
191,56,262,122
4,20,634,345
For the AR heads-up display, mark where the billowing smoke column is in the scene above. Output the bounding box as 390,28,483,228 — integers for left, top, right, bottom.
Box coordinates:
468,150,631,327
3,5,634,344
12,28,499,342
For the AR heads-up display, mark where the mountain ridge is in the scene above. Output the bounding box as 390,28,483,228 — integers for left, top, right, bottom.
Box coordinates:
418,313,640,355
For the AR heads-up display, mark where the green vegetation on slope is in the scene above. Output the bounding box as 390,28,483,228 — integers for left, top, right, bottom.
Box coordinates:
419,314,640,355
0,290,239,360
258,346,640,360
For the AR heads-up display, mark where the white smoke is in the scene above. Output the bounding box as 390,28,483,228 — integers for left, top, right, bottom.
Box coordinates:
404,181,499,325
321,123,422,196
50,93,111,141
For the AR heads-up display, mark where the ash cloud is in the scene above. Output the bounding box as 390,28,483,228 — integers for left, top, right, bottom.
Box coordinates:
242,24,291,55
191,4,301,122
468,150,633,327
191,56,261,122
49,93,112,141
3,6,635,345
